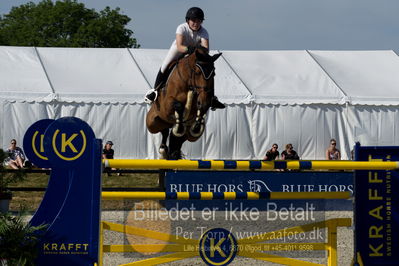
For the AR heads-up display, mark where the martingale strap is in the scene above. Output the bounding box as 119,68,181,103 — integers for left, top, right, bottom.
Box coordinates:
196,63,215,80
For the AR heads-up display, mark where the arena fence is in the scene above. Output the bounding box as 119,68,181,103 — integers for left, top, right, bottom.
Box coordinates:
104,159,399,171
22,117,396,266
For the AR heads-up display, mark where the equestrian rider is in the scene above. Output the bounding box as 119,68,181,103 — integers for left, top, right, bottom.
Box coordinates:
144,7,225,110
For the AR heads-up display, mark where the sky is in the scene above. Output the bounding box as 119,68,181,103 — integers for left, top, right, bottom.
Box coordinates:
1,0,399,52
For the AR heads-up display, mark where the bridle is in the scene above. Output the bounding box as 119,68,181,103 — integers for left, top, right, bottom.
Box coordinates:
176,55,215,93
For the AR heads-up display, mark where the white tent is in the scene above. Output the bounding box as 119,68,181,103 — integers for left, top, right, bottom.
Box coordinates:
1,46,399,160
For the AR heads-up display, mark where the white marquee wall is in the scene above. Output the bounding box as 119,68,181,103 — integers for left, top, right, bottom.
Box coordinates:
3,101,399,160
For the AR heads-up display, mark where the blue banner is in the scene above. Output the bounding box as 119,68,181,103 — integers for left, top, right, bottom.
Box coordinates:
165,170,353,210
355,145,399,265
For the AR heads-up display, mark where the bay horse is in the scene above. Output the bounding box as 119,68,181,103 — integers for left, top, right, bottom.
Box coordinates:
146,47,222,159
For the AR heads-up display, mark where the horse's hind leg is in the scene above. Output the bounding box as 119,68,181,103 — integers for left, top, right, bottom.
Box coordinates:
172,100,186,137
168,133,187,160
159,129,169,159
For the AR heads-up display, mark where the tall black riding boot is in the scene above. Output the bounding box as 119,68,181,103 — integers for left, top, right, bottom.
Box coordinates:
210,96,225,110
145,69,166,102
154,69,166,90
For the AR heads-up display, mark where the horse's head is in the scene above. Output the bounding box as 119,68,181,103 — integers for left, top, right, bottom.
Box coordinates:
188,47,222,111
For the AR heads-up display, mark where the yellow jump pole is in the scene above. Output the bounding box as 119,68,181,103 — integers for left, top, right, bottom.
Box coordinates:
300,160,399,170
103,159,399,171
101,191,351,200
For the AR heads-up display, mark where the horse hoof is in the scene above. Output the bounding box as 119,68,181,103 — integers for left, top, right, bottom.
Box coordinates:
168,150,183,160
172,124,185,137
190,123,204,138
159,144,168,159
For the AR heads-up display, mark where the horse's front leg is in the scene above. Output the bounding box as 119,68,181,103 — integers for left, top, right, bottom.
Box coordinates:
159,128,169,159
168,133,187,160
189,101,206,138
172,101,186,137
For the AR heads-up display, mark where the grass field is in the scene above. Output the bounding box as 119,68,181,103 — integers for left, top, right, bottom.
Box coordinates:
8,172,160,211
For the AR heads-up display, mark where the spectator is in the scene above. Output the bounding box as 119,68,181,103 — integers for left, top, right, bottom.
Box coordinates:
102,141,114,160
102,141,122,176
281,144,300,160
326,138,341,160
4,139,25,169
103,141,115,176
263,143,280,161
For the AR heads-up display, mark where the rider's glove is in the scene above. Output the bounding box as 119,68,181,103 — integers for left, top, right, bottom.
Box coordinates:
186,46,195,54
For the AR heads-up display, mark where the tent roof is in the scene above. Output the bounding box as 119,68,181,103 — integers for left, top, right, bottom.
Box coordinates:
309,50,399,105
1,46,398,105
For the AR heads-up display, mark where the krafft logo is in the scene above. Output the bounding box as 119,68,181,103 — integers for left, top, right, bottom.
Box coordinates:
23,119,54,169
199,228,237,265
51,129,87,161
42,117,95,167
32,130,48,160
42,242,89,255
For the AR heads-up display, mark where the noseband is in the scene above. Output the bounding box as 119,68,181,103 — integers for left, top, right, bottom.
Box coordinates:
195,63,215,80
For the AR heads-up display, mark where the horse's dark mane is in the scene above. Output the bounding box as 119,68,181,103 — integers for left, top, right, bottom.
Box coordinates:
196,45,209,54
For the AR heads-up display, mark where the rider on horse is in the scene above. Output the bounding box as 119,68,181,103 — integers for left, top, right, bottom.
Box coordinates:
144,7,225,110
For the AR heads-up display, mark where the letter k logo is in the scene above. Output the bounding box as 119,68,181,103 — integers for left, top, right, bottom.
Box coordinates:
210,238,226,257
61,133,78,153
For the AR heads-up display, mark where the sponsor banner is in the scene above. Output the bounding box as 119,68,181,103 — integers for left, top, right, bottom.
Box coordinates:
24,117,101,266
355,145,399,265
165,171,353,210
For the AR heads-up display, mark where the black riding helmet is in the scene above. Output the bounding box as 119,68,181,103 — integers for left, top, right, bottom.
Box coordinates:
185,7,205,21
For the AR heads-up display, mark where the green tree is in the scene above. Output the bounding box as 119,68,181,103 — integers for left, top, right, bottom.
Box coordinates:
0,0,140,48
